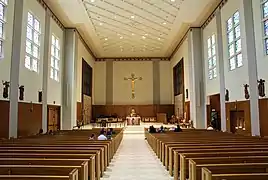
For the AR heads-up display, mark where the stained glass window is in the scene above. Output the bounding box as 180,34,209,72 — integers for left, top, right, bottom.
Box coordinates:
262,0,268,55
207,34,217,79
50,35,61,82
25,12,41,72
227,11,242,70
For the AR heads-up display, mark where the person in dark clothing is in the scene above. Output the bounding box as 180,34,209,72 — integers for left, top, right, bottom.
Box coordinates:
158,125,164,133
174,125,182,132
107,128,112,140
100,128,105,134
149,125,156,133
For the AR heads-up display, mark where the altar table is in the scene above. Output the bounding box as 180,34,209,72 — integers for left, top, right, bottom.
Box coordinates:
126,117,141,125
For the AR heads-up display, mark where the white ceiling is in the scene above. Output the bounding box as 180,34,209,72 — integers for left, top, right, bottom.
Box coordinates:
44,0,220,58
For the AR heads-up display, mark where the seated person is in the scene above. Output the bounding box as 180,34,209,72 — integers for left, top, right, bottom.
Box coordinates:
100,128,105,134
158,125,164,133
97,132,107,140
149,125,156,133
106,128,112,140
174,125,182,132
89,133,95,140
37,129,43,135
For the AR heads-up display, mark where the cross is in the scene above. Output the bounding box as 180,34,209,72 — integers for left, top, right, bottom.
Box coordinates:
124,73,142,99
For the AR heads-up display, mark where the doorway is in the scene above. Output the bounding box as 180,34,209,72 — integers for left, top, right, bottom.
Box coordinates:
47,106,60,132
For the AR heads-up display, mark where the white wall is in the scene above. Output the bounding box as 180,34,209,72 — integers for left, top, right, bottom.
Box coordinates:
0,0,15,101
202,18,220,97
221,0,249,102
47,18,64,105
76,37,95,103
19,0,45,103
159,61,172,104
170,38,190,103
252,0,268,98
94,61,106,105
113,61,153,105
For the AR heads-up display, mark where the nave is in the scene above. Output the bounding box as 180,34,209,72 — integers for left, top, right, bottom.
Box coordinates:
101,126,172,180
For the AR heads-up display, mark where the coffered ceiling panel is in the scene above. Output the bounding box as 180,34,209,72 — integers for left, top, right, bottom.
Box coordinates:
44,0,220,58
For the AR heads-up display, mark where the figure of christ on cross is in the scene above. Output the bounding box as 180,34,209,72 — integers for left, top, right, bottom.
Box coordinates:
124,73,142,99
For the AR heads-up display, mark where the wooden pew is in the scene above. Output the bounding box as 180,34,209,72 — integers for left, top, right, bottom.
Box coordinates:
0,151,100,180
0,145,105,173
189,156,268,180
0,158,91,180
0,165,79,180
172,146,268,179
0,128,124,180
145,130,268,180
202,165,268,180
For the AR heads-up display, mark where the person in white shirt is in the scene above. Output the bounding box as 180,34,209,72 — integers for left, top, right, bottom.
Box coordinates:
97,132,107,140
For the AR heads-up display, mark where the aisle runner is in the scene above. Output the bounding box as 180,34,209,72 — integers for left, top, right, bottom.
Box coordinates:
101,127,172,180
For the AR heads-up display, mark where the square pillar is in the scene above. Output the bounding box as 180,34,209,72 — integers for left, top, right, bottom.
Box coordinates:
9,0,24,138
41,9,51,133
216,8,227,131
62,29,78,130
188,28,206,129
242,0,260,136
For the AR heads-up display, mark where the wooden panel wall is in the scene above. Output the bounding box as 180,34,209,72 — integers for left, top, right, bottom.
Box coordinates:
18,102,42,137
77,102,82,122
185,101,190,121
0,100,9,139
225,100,251,136
259,98,268,137
92,104,174,120
47,105,61,132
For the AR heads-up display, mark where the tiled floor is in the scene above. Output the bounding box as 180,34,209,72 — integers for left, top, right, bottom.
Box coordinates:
101,126,172,180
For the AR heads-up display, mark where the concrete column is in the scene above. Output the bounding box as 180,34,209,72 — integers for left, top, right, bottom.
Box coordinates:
188,28,205,129
153,59,160,104
106,59,113,105
242,0,260,136
62,29,78,130
9,0,24,138
41,9,51,133
215,8,227,131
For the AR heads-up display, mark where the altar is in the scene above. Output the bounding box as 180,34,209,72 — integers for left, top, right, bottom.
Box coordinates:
126,108,141,125
126,117,140,125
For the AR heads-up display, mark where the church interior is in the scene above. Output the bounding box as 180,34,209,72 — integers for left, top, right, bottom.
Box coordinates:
1,0,268,179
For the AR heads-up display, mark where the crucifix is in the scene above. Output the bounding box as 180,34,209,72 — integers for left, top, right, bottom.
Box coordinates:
124,73,142,99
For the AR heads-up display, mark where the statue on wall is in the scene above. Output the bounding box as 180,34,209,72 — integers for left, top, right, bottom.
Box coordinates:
225,89,229,101
258,79,265,97
2,81,10,99
244,84,250,99
19,85,24,101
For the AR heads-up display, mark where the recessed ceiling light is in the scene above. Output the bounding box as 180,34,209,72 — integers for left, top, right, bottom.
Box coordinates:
171,0,175,2
99,22,103,25
91,0,95,2
105,38,108,41
131,15,135,19
158,37,161,40
142,36,146,39
163,22,166,25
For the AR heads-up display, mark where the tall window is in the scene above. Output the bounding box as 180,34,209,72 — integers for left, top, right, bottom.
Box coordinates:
227,11,242,70
50,35,60,81
207,34,217,79
0,0,8,58
261,0,268,54
25,12,41,72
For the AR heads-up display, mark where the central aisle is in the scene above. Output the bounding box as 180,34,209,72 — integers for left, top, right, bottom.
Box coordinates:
101,126,172,180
